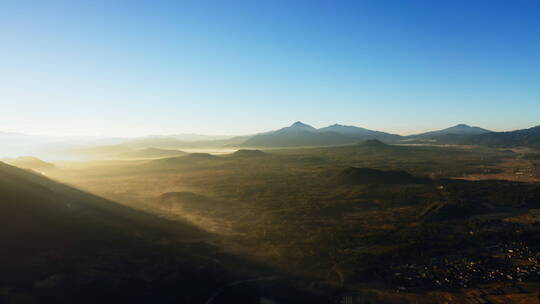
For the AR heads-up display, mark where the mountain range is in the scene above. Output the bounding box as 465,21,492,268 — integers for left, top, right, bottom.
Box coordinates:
2,123,540,155
463,125,540,148
409,124,492,139
240,121,401,147
240,122,540,149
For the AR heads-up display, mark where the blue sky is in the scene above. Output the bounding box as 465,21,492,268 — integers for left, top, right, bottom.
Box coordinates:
1,0,539,136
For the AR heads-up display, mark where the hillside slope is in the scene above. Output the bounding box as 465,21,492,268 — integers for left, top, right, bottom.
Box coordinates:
0,162,273,303
319,124,401,141
466,125,540,148
1,156,55,171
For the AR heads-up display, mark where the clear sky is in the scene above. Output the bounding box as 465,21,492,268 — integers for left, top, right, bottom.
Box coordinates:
1,0,539,137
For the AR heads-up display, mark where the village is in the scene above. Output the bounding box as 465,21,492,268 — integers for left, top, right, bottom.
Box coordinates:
388,240,540,293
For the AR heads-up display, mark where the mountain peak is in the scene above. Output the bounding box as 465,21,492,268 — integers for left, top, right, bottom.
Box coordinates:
290,121,313,128
411,124,491,138
287,121,316,131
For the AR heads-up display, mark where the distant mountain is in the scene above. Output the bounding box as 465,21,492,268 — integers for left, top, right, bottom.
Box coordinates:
0,131,128,159
121,135,252,149
117,147,187,159
197,135,253,147
121,136,187,148
287,121,318,131
167,134,234,142
0,132,51,157
68,144,133,159
410,124,491,139
466,125,540,148
240,122,353,147
403,124,540,149
240,122,399,147
319,124,401,141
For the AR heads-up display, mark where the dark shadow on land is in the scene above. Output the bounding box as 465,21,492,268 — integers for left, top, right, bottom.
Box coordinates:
0,162,340,304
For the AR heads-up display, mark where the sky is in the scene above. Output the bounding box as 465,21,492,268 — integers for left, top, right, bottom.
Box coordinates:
1,0,539,137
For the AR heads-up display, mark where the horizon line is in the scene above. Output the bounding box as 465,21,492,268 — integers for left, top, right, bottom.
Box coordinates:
1,122,538,139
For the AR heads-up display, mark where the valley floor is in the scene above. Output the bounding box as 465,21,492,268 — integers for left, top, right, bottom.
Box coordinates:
27,144,540,303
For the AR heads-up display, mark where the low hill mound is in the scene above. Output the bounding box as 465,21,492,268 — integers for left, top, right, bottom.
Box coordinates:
358,139,390,148
183,152,219,160
231,149,267,157
337,167,430,185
